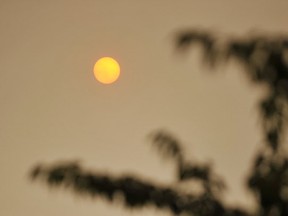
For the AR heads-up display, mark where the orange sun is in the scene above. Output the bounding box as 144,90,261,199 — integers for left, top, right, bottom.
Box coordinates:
93,57,120,84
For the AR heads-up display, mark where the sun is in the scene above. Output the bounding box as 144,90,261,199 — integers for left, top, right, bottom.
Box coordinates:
93,57,120,84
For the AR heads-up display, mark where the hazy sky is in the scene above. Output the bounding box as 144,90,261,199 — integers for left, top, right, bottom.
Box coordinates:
1,1,288,215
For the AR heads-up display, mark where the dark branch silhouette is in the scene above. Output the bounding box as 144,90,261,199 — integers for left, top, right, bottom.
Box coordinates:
176,29,288,216
31,30,288,216
31,159,246,216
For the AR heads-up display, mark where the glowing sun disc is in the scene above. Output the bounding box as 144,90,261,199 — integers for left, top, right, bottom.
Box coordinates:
93,57,120,84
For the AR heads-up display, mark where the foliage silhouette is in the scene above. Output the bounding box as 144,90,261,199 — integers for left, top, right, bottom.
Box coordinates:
31,30,288,216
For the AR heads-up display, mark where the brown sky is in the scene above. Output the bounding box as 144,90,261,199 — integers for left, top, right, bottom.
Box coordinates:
1,1,288,215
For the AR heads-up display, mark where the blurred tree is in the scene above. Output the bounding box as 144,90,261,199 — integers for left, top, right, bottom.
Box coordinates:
30,30,288,216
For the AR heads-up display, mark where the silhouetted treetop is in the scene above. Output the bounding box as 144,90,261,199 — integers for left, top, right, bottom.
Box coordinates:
176,29,288,216
176,30,288,151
